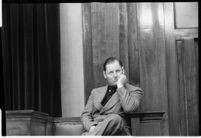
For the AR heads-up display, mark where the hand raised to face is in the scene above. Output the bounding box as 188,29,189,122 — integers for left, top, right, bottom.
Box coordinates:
117,73,127,89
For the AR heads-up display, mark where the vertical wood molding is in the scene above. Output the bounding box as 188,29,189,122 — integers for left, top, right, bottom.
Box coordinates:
176,40,187,135
176,39,199,135
127,3,140,87
119,3,129,77
82,3,94,103
164,3,180,135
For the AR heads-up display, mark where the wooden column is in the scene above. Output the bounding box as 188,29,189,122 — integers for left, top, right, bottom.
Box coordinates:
60,3,85,117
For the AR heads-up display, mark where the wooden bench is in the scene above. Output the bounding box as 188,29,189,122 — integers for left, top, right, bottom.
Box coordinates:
6,110,165,136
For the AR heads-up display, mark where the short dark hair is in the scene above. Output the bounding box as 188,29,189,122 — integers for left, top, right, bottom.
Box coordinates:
103,57,123,71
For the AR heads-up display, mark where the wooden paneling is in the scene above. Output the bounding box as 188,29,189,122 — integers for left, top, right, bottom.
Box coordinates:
140,122,161,136
176,40,187,135
130,118,140,135
82,2,168,135
6,110,165,136
164,3,181,135
174,2,198,28
91,3,120,88
6,110,53,135
176,39,199,135
164,3,198,136
119,3,129,77
129,112,165,136
137,4,169,135
82,2,141,101
127,3,140,86
82,2,199,136
82,4,94,103
138,3,168,115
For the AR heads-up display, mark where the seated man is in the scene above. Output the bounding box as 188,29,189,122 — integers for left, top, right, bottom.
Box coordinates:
81,57,143,136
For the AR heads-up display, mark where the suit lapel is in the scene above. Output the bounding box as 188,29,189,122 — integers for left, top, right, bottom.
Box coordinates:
93,85,120,113
93,85,107,111
100,91,119,114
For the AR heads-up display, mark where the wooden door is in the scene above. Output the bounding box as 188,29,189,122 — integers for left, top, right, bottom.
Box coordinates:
164,3,199,135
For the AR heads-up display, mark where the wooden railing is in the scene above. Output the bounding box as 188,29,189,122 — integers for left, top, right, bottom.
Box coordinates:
6,110,165,136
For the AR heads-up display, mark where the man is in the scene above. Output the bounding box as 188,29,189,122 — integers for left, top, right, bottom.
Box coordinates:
81,57,143,135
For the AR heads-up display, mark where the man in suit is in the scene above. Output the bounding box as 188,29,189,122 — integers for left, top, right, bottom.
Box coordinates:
81,57,143,136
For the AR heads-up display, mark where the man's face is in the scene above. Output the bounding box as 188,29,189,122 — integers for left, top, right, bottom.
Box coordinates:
103,60,124,86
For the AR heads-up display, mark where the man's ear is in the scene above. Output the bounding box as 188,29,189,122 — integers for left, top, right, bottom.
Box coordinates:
122,67,125,74
103,71,106,79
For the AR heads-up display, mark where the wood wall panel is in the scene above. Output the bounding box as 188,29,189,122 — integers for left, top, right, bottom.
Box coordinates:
127,3,140,86
82,4,94,103
140,122,161,136
6,110,53,135
91,3,119,88
176,40,187,135
164,3,199,135
119,3,129,77
82,2,199,136
176,39,199,135
82,3,168,135
138,4,169,135
138,3,168,113
163,3,200,135
164,3,181,135
174,2,198,28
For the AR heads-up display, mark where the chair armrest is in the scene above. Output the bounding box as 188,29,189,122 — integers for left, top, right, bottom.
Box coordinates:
127,111,165,119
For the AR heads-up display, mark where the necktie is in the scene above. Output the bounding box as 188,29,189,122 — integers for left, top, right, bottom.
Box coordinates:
101,85,117,106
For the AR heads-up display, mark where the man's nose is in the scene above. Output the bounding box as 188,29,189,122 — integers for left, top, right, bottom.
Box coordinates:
113,72,117,77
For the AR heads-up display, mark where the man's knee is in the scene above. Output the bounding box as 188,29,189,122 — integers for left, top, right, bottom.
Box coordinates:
107,114,123,124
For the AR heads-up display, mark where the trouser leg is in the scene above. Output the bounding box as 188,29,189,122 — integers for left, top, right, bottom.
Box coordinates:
85,114,125,136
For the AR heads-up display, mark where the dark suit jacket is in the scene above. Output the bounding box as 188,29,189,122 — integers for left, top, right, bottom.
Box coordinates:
81,83,143,134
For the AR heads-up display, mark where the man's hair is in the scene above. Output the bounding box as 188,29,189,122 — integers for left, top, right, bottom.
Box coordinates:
103,57,123,71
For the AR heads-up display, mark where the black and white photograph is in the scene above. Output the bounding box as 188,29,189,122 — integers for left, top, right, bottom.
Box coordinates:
0,1,199,136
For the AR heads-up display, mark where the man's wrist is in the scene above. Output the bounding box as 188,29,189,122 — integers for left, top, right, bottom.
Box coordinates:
117,83,124,89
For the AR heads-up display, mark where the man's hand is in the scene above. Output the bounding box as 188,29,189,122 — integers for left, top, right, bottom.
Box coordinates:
117,74,127,89
89,125,96,132
94,115,107,123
